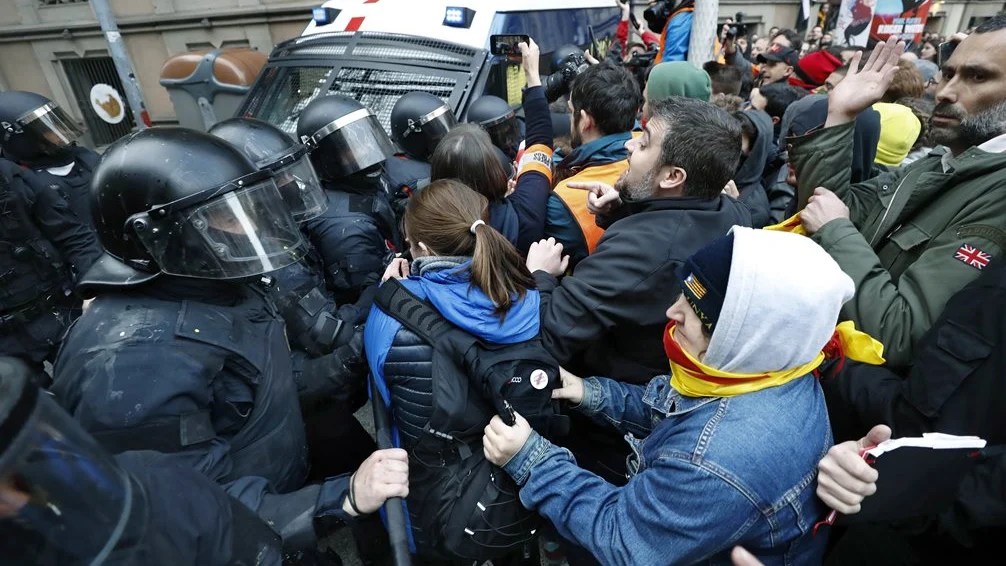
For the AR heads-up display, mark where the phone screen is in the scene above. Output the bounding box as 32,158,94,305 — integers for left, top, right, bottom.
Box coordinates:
490,34,530,56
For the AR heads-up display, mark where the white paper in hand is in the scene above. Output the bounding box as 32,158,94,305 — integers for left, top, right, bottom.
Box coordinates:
866,433,987,458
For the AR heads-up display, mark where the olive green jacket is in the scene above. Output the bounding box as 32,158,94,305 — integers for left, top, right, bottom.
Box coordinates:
789,121,1006,367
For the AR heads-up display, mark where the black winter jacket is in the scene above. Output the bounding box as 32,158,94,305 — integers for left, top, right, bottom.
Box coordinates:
824,259,1006,558
536,194,751,384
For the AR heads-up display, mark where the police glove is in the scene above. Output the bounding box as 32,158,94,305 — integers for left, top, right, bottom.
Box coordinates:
295,329,367,409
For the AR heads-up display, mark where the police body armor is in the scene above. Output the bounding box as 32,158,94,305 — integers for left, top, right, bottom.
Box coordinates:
0,162,68,314
306,174,401,305
0,356,284,566
52,283,309,494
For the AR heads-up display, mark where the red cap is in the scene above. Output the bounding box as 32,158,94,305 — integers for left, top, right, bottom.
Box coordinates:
789,50,843,91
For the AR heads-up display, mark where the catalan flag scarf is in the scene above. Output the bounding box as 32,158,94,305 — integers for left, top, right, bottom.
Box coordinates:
764,212,809,236
663,320,886,398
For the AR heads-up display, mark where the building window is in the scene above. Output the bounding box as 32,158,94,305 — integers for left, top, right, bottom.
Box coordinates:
39,0,90,6
61,56,136,146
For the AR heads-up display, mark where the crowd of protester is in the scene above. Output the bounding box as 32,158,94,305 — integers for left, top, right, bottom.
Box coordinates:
3,2,1006,565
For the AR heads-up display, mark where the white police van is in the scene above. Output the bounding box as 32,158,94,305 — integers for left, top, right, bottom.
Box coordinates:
237,0,620,136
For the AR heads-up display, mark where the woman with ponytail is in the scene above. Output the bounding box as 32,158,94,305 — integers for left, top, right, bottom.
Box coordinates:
362,179,541,561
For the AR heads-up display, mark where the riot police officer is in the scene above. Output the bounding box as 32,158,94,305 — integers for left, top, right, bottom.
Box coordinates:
0,91,100,224
390,92,456,164
207,117,358,357
48,128,407,552
0,157,100,377
209,117,378,481
466,95,522,161
0,356,284,566
296,95,401,308
385,92,457,219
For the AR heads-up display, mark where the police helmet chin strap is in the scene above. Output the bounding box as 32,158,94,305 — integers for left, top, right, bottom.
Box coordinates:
403,118,420,138
1,120,22,145
299,135,318,151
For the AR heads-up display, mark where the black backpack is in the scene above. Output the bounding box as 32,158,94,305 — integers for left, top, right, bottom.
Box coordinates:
373,278,569,562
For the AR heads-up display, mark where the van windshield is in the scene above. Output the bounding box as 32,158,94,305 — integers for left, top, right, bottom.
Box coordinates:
241,66,334,135
238,32,481,136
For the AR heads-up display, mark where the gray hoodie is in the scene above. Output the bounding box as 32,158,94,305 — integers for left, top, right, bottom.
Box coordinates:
703,226,855,373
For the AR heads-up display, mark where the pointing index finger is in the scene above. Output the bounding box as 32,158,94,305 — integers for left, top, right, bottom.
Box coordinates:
565,182,602,194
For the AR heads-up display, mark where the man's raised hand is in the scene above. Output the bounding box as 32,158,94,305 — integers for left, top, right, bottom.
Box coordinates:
826,36,905,127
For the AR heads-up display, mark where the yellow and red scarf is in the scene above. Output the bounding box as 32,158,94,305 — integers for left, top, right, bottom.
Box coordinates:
764,212,809,236
663,320,886,398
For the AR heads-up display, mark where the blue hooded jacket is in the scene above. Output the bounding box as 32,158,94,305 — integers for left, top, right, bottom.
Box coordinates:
363,260,541,552
365,261,541,408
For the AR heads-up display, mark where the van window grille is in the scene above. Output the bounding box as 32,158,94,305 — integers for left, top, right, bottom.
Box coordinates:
328,68,455,134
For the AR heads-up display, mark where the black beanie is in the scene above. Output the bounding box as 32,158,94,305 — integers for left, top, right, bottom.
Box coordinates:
676,232,734,333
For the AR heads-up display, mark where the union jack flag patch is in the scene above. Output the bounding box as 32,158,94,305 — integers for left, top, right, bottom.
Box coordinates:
954,244,992,271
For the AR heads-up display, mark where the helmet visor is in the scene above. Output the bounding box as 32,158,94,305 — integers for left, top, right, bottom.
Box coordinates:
419,106,458,155
401,105,458,156
307,109,396,177
271,156,328,222
483,115,521,160
135,180,306,279
16,103,84,157
0,388,134,565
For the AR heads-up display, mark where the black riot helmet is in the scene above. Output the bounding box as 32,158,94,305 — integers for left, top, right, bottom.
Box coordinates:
208,117,328,222
0,91,84,168
465,95,520,160
296,95,396,181
390,92,458,161
87,127,305,285
0,356,152,565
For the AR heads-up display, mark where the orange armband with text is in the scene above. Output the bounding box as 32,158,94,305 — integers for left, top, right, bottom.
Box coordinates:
516,144,553,183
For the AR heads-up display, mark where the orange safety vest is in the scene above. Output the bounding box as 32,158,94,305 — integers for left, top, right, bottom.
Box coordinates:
553,159,631,254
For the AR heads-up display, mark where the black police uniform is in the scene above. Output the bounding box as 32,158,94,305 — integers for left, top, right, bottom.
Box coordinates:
269,249,352,355
0,91,96,225
304,172,400,306
207,117,354,357
207,117,378,483
0,158,100,368
54,265,357,557
0,356,285,566
273,253,380,482
53,276,311,496
48,128,358,552
30,145,100,225
297,95,403,307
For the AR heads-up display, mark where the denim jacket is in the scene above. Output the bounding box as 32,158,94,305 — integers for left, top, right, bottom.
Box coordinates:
504,374,833,566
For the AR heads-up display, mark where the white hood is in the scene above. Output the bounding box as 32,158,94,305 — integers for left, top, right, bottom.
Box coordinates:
702,227,855,374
